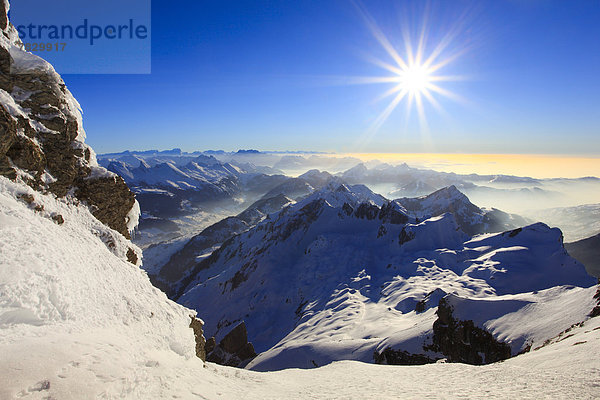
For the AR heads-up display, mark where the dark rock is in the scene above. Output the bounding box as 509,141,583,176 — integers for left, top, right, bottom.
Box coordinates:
374,348,436,365
354,203,380,220
126,248,138,265
189,316,207,362
342,202,354,216
51,214,64,225
378,202,409,224
399,227,415,245
220,322,250,354
17,193,34,204
76,176,136,239
506,227,522,238
206,322,257,367
590,280,600,318
424,297,512,365
0,0,7,31
205,337,216,354
0,6,137,239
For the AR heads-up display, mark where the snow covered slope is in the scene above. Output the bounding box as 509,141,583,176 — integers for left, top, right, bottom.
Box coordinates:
151,193,294,297
177,183,596,371
0,176,205,398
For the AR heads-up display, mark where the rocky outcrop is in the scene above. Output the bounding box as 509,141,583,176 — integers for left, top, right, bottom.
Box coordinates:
354,202,380,220
378,201,409,224
373,348,435,366
206,322,257,367
0,1,136,239
424,297,512,365
590,281,600,318
76,177,136,239
189,316,207,361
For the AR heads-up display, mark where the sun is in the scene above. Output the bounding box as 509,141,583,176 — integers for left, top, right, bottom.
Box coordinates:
348,3,469,139
397,63,432,94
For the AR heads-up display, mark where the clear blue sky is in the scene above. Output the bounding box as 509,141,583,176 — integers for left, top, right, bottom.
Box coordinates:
61,0,600,155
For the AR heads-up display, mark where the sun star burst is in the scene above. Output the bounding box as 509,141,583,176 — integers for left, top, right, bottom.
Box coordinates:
350,3,470,142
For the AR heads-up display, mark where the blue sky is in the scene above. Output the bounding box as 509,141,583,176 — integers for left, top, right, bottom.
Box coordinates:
59,0,600,154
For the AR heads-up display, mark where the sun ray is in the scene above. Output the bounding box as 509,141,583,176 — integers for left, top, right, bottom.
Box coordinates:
420,88,447,116
369,89,408,135
361,53,405,76
373,83,404,103
426,83,468,105
352,1,408,70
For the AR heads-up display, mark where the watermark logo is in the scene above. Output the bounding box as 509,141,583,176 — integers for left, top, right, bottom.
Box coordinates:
10,0,151,74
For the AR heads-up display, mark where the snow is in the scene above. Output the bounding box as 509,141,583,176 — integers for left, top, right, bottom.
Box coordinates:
0,176,200,397
294,180,388,210
8,46,54,74
0,88,29,120
126,199,141,234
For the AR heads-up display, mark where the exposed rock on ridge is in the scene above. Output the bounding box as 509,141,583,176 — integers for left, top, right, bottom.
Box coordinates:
0,1,136,238
206,322,257,367
189,316,207,361
424,296,512,365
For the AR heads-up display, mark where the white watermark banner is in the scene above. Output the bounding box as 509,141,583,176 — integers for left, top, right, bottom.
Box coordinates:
10,0,151,74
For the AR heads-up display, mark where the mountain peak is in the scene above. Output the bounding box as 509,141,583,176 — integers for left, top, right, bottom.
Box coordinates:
427,185,465,200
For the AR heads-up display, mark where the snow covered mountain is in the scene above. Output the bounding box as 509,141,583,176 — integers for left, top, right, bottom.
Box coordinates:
150,193,295,297
103,154,287,216
338,162,586,212
394,185,529,236
175,182,596,370
0,175,209,397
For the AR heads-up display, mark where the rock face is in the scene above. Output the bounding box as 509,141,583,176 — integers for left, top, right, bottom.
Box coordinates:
206,322,257,367
425,297,512,365
189,316,207,362
591,281,600,318
0,1,136,239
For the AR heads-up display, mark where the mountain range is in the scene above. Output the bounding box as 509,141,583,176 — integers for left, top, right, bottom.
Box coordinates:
170,183,595,370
